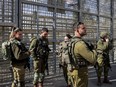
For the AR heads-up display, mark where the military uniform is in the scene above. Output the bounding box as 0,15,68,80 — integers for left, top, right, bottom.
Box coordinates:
96,32,112,85
29,37,50,86
11,38,30,87
70,36,97,87
58,40,71,86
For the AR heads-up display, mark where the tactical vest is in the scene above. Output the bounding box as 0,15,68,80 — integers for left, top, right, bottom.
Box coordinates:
35,38,50,59
12,39,29,63
59,41,70,66
68,37,89,69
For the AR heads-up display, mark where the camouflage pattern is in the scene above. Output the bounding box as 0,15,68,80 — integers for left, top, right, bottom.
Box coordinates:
70,36,97,87
96,32,112,84
58,41,71,85
29,37,50,85
11,38,30,87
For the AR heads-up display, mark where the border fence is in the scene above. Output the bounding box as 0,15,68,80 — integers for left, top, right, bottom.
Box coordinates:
0,0,116,86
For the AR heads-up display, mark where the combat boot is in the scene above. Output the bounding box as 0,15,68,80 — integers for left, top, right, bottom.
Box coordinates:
97,77,102,86
11,80,18,87
103,76,112,84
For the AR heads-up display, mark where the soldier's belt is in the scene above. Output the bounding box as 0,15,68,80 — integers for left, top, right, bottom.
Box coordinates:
73,61,87,69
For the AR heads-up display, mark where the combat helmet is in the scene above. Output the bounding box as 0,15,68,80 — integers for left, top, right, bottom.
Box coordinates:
100,31,108,38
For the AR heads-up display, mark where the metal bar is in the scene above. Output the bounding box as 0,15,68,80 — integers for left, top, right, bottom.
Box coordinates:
2,0,4,22
37,6,39,35
78,0,82,22
0,22,16,27
21,0,80,13
18,0,22,28
96,0,100,40
110,0,114,62
11,0,14,22
15,0,18,26
52,0,57,74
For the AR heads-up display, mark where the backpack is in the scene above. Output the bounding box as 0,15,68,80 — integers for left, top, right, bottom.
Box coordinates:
68,38,81,67
58,38,81,66
1,40,13,60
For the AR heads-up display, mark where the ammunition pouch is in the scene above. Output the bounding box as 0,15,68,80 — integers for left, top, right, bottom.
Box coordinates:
73,58,88,69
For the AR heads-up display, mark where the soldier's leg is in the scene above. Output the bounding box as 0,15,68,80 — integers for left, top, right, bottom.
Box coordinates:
70,69,88,87
11,67,18,87
33,72,39,87
103,64,111,84
67,71,72,87
16,65,25,87
33,60,39,87
97,66,103,86
62,66,68,84
70,70,78,87
96,55,104,86
38,72,45,87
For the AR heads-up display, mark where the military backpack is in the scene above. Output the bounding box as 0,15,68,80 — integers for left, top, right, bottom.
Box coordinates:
59,38,81,66
1,40,13,60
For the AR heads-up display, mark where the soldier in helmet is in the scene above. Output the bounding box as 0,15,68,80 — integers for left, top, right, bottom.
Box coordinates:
96,31,113,86
58,34,72,87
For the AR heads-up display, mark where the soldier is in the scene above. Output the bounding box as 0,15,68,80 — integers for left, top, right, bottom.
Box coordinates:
96,31,112,86
58,34,72,87
69,22,97,87
29,28,50,87
10,27,31,87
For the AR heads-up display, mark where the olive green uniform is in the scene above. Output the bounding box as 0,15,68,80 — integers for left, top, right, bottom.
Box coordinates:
11,38,30,87
96,38,112,83
58,41,71,85
70,37,97,87
29,37,50,85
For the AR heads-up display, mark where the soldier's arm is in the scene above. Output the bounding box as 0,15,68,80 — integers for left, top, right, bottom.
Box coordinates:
11,43,30,60
29,39,38,59
75,41,97,65
97,40,108,51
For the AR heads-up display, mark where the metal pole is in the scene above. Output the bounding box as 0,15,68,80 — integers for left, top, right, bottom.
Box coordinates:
15,0,18,27
53,0,57,74
111,0,114,62
2,0,4,22
11,0,14,23
78,0,82,22
97,0,100,40
37,6,39,35
18,0,22,28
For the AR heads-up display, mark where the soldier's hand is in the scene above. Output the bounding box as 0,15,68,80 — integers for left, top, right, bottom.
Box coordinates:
67,64,73,72
105,38,109,42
